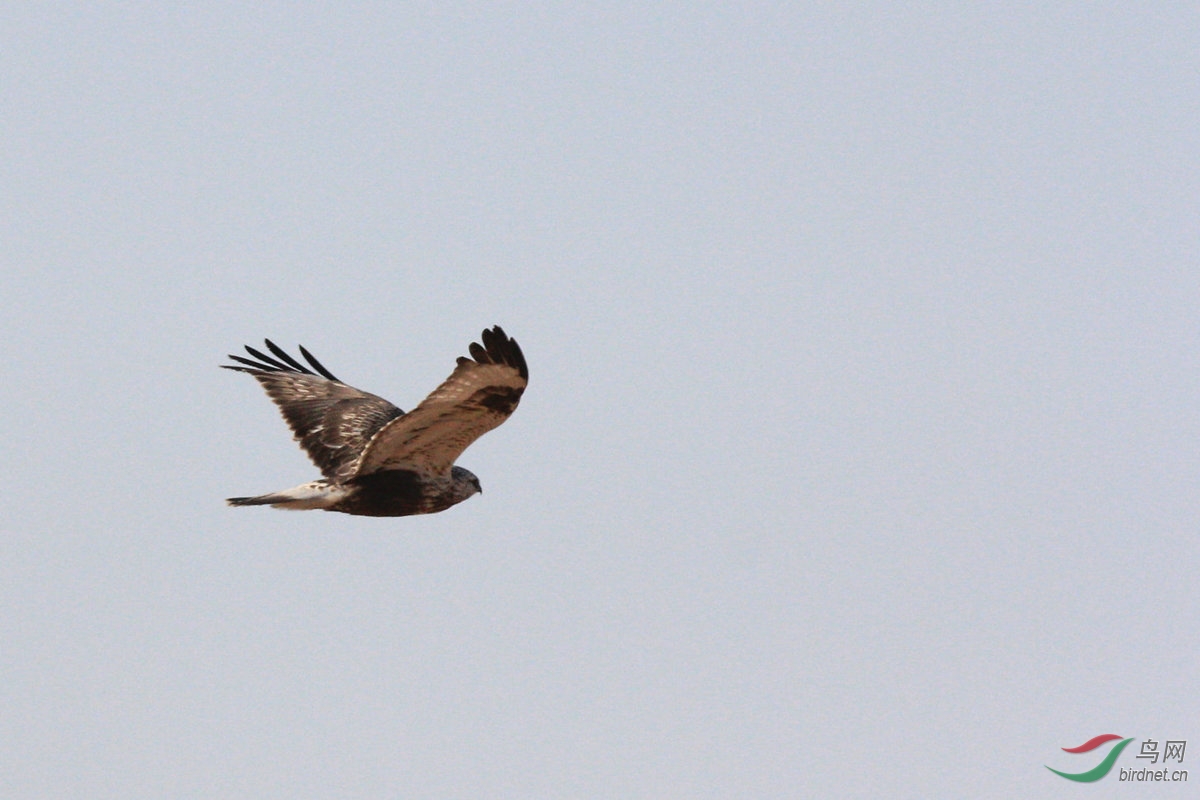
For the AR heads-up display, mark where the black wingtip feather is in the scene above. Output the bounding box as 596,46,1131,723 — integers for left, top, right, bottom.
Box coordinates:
221,340,341,382
478,325,528,380
298,344,340,381
222,354,269,373
264,339,313,374
241,344,296,373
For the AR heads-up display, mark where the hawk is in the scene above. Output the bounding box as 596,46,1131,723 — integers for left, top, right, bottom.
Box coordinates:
223,326,528,517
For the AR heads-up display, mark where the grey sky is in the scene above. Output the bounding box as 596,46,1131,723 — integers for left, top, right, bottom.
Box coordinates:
3,3,1197,797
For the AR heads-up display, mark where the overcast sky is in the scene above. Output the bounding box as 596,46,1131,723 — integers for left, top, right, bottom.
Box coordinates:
2,3,1198,798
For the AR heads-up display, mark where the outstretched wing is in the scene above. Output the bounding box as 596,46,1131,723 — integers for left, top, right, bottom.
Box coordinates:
223,340,404,482
353,326,528,478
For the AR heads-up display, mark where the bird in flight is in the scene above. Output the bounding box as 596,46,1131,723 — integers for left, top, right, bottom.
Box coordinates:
222,326,528,517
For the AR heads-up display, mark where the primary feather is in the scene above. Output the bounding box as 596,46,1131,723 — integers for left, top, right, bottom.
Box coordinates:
223,326,527,517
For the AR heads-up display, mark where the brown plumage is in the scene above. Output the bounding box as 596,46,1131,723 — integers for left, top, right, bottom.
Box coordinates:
223,326,528,517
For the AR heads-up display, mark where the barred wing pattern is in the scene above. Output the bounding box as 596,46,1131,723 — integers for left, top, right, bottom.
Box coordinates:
224,327,528,485
354,326,529,477
223,340,404,482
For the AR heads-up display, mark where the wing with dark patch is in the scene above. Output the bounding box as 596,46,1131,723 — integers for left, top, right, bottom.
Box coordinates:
353,326,528,478
223,340,404,481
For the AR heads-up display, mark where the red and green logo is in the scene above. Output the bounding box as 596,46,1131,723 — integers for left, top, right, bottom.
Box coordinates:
1046,734,1134,782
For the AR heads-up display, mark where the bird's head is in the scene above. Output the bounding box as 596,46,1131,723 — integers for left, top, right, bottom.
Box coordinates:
450,466,482,501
